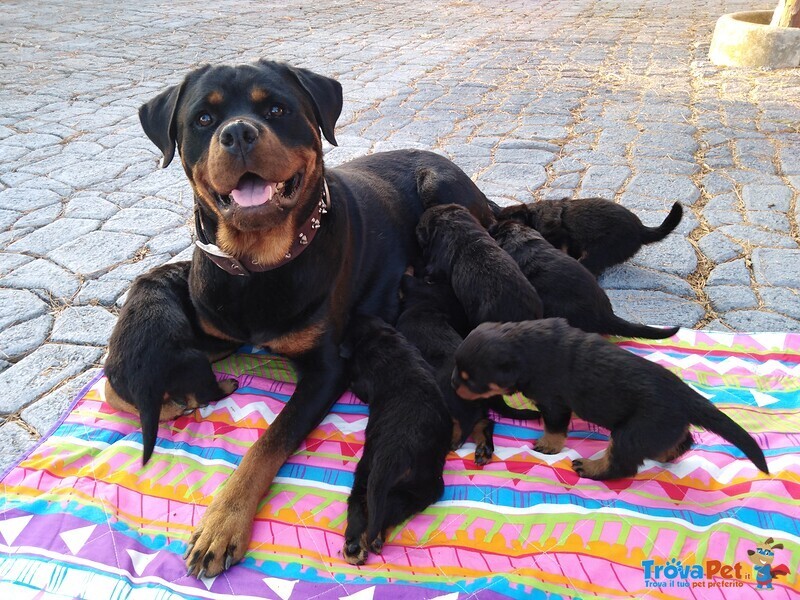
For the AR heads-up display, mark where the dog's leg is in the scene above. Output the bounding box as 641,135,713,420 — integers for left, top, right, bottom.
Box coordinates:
185,340,346,578
471,417,495,466
572,432,641,480
343,458,370,565
533,404,571,454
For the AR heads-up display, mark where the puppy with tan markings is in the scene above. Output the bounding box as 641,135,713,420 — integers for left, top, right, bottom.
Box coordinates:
416,203,543,328
342,315,451,565
104,262,239,464
395,274,540,465
453,319,769,479
491,219,679,340
497,199,683,276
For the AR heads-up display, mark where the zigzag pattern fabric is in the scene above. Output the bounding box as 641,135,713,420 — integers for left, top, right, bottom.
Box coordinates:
0,330,798,599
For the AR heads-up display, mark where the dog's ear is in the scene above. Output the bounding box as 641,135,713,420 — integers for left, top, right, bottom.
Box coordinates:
284,64,342,147
497,203,529,223
139,399,160,466
139,83,186,169
747,550,756,556
772,543,784,550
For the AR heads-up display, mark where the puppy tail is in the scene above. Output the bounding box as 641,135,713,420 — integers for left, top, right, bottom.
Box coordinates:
688,398,769,474
605,317,680,340
640,202,683,244
139,396,160,466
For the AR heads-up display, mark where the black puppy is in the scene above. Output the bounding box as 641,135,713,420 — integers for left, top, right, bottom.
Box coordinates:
416,203,543,327
497,199,683,275
453,319,769,479
395,274,540,465
342,315,451,565
104,262,239,464
491,219,679,340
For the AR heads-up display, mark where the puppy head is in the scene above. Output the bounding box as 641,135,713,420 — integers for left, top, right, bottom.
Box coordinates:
416,203,484,270
451,322,521,400
139,60,342,263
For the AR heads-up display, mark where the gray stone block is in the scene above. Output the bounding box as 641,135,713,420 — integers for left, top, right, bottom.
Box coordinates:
760,288,800,321
723,311,800,333
480,163,547,189
630,235,697,277
0,288,48,330
701,173,736,196
751,249,800,287
65,193,119,219
0,252,33,276
748,211,791,234
21,368,101,435
1,258,81,299
625,174,700,205
0,188,62,212
14,203,62,228
718,225,797,249
75,279,130,306
103,207,190,236
606,289,704,328
0,314,53,361
580,166,630,191
707,259,750,286
598,264,694,297
8,218,99,254
0,422,37,474
48,230,147,275
51,305,118,346
705,210,743,228
0,344,103,414
697,231,743,263
706,285,758,312
742,184,792,212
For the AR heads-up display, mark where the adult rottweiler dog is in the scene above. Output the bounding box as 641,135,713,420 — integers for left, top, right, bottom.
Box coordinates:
452,319,769,479
395,274,540,465
497,199,683,275
491,219,680,339
106,59,496,578
416,203,543,328
342,315,451,565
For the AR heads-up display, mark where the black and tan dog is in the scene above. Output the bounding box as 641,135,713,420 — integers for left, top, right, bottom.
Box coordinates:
395,274,540,465
416,203,543,328
342,315,451,565
104,262,238,464
491,219,679,339
453,319,769,479
497,199,683,275
106,59,496,578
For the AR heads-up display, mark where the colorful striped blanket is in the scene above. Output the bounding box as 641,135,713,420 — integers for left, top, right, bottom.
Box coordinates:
1,329,798,599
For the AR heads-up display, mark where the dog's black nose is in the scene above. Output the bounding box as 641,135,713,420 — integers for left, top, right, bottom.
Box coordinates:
218,120,259,154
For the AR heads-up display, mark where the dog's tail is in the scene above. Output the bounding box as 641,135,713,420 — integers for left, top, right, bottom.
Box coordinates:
640,202,683,244
603,316,680,340
139,394,160,466
687,397,769,473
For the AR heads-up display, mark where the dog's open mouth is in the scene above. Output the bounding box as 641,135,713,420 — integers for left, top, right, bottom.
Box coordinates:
216,171,302,209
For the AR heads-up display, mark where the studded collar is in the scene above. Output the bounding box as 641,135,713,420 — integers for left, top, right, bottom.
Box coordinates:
194,179,330,277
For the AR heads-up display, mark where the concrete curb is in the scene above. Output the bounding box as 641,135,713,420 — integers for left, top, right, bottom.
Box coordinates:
709,10,800,68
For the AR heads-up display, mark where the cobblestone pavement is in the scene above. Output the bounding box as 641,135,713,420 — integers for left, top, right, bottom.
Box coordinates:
1,0,799,466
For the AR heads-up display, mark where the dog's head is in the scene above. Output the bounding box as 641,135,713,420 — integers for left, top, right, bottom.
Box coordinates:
139,60,342,264
416,203,482,269
451,322,521,400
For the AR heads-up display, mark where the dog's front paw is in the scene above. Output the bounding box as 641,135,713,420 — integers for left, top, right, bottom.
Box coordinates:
474,441,494,466
571,458,609,480
185,504,252,578
343,535,368,565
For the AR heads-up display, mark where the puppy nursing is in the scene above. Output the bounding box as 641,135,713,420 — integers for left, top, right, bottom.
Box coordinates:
453,319,769,479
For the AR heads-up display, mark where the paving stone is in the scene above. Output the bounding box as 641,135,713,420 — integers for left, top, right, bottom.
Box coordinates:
751,249,800,287
706,286,758,313
581,166,630,191
75,279,130,306
146,227,193,255
50,161,127,188
707,259,750,286
0,288,48,330
742,184,792,211
625,174,700,205
760,288,800,322
0,188,61,212
0,344,103,414
0,422,38,474
14,203,62,228
50,305,117,346
717,225,797,249
65,194,119,219
1,258,81,299
0,252,33,276
723,311,800,332
478,163,548,189
748,211,791,234
630,235,697,277
701,173,735,196
21,368,101,435
0,314,53,361
103,207,185,236
697,231,743,263
7,218,99,254
606,290,704,328
550,173,581,189
598,264,694,297
703,319,732,332
48,230,147,275
99,253,170,282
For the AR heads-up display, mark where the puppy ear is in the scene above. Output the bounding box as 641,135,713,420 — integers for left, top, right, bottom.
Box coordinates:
284,64,342,147
139,83,185,168
497,203,529,223
139,400,160,466
772,543,784,550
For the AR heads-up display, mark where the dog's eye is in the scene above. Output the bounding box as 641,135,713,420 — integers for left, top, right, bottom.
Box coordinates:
196,112,214,127
266,104,287,118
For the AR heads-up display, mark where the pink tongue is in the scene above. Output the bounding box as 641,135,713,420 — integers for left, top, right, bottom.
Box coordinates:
230,178,276,207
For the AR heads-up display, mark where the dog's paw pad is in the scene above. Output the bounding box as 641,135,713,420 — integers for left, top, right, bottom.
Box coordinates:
369,536,384,555
219,379,239,395
571,459,584,475
342,539,368,565
474,443,493,466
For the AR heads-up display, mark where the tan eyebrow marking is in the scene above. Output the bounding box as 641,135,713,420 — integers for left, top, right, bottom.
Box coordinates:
250,87,268,102
207,91,224,104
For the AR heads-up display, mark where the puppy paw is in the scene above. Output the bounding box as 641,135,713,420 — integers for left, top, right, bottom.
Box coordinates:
571,458,610,480
184,504,251,578
343,537,368,565
474,442,493,466
533,432,566,455
369,534,384,555
218,379,239,396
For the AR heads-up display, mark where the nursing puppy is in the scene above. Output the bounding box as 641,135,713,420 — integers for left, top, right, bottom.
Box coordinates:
416,203,543,327
343,315,451,565
104,262,239,464
453,319,769,479
497,199,683,275
396,274,540,465
491,219,679,339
